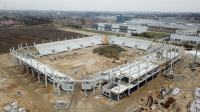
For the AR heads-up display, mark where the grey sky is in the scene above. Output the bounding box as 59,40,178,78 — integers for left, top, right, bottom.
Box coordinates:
0,0,200,12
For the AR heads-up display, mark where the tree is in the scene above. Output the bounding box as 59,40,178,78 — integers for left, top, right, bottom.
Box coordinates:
81,18,86,25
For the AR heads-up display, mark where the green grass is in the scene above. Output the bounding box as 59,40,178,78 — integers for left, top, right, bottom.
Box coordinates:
140,31,170,39
93,44,126,60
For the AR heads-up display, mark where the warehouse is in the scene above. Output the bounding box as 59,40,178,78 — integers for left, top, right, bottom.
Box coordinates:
176,29,199,36
92,23,148,35
170,34,200,44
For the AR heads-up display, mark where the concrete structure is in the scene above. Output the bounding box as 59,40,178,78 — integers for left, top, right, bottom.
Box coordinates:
190,88,200,112
101,47,182,101
10,36,182,101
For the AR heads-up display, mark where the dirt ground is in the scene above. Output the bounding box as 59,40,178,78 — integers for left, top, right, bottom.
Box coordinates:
57,27,100,36
0,26,200,112
0,25,87,54
37,45,144,80
0,52,200,112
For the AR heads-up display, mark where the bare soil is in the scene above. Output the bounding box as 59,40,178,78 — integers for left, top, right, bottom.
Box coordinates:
37,45,144,80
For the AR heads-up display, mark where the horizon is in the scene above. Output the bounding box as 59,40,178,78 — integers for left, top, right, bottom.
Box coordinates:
1,9,200,14
0,0,200,13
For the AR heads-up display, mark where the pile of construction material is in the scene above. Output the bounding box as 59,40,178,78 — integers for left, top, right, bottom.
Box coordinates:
4,101,26,112
190,88,200,112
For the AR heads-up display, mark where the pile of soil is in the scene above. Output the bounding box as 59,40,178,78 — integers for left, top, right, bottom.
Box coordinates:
93,44,126,60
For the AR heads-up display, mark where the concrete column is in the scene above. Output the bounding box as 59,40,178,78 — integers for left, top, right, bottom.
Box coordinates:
31,68,34,77
128,66,131,96
9,48,11,54
145,74,148,85
84,81,87,97
37,73,40,82
25,43,28,48
57,82,61,95
109,70,111,81
99,77,102,92
137,64,141,90
45,75,47,86
26,66,29,74
93,80,96,95
53,77,55,89
117,80,120,101
152,72,154,80
67,81,69,95
21,61,23,71
137,78,139,89
18,44,20,49
44,66,47,86
52,71,55,89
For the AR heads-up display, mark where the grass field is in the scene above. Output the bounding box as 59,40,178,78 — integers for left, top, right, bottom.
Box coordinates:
140,31,170,40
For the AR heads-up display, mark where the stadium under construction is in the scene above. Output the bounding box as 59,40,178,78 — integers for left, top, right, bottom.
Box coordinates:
9,36,183,101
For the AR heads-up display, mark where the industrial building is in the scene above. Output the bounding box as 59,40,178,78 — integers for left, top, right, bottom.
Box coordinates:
170,34,200,44
10,36,183,101
176,29,199,36
127,19,200,30
92,23,148,35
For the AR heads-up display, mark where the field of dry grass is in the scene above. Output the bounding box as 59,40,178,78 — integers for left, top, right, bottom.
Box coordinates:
0,25,86,54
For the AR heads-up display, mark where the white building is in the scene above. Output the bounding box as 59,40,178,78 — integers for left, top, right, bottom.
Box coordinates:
92,23,148,35
170,34,200,44
176,29,199,36
127,19,200,30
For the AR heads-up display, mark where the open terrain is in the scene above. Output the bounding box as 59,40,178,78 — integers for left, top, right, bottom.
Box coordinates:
0,25,87,54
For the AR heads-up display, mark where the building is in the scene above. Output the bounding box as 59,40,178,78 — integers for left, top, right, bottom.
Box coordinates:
170,34,200,44
92,23,148,35
176,29,199,36
127,19,200,30
116,15,133,23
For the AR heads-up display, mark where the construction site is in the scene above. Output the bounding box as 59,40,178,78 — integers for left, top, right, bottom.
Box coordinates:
0,26,200,112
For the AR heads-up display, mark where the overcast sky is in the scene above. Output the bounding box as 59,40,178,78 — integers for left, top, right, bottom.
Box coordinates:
0,0,200,12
